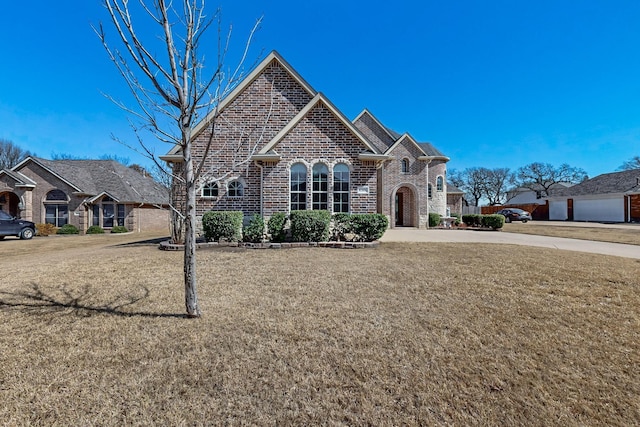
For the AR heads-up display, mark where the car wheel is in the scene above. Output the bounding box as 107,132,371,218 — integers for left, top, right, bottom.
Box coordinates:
522,219,528,223
505,217,511,223
20,228,34,240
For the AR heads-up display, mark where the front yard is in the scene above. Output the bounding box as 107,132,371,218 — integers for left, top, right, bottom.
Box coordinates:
0,233,638,425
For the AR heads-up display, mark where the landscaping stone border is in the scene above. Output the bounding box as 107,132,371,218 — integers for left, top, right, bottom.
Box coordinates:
159,240,380,251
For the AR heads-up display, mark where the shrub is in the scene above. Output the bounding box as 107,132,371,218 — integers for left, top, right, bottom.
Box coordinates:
202,211,243,242
290,210,331,242
36,223,56,237
267,212,287,243
111,226,129,233
349,213,388,242
243,214,265,243
452,213,462,226
428,212,442,228
482,214,505,230
462,214,483,227
86,225,105,234
56,224,79,235
331,213,352,241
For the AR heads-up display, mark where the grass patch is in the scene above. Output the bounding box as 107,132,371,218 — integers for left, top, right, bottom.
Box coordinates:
1,234,639,425
504,222,640,245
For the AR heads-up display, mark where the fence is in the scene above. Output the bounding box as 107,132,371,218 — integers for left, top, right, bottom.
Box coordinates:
481,202,549,221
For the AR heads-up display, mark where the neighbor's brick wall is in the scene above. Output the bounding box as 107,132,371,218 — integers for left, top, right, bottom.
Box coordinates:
132,205,170,233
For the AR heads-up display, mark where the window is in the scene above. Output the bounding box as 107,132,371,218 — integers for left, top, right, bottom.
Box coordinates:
101,196,125,228
333,163,350,213
228,180,244,197
202,182,219,198
312,163,328,210
92,205,100,226
428,183,433,199
401,159,409,173
436,176,444,192
290,163,307,211
44,189,68,227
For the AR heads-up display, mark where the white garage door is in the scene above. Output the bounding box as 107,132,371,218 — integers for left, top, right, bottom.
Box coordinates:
574,198,624,222
549,200,568,220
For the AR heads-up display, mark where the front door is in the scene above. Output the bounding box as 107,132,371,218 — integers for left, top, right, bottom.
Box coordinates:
395,193,404,226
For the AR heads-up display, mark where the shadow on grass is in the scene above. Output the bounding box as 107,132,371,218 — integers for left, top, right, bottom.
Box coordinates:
114,236,171,247
0,283,186,319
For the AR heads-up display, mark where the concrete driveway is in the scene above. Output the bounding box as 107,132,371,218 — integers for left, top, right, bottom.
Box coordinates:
380,228,640,260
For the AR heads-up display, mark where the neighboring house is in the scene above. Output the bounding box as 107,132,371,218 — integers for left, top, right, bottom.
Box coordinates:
0,157,170,233
162,51,451,229
546,169,640,222
446,182,464,216
506,182,573,205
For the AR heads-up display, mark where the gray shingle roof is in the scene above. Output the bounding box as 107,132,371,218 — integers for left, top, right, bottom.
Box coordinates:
554,169,640,197
447,182,464,194
418,142,446,157
30,158,169,205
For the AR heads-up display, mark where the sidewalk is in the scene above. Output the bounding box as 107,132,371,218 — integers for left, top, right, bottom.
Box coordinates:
380,228,640,260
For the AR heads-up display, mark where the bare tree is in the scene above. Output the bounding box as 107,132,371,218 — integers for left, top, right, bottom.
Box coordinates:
0,139,31,170
449,167,490,206
618,156,640,171
96,0,261,317
515,162,588,197
483,168,514,205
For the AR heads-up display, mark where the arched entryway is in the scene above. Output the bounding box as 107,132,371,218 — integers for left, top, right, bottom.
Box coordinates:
0,191,20,217
393,186,417,227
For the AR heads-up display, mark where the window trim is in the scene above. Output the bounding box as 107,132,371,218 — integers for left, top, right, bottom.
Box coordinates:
44,189,69,227
401,158,410,174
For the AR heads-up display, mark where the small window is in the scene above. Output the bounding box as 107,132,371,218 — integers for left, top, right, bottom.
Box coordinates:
290,163,307,211
401,159,409,174
228,180,244,197
428,183,433,199
436,176,444,192
202,182,219,198
312,163,328,211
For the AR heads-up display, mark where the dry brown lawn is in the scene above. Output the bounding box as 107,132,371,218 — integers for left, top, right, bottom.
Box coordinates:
504,222,640,246
1,233,639,425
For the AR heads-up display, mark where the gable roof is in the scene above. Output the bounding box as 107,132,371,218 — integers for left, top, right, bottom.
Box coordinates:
447,182,464,194
13,157,169,205
0,168,37,187
553,169,640,197
256,93,379,157
353,109,400,146
164,50,317,157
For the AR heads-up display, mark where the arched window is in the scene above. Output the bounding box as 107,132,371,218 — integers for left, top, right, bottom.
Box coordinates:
312,163,328,210
333,164,350,213
436,176,444,192
428,183,433,199
228,180,244,197
290,163,307,211
401,158,409,174
44,189,68,227
202,181,219,198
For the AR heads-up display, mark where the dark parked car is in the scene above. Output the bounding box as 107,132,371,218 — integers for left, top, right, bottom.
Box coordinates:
496,208,532,223
0,210,36,239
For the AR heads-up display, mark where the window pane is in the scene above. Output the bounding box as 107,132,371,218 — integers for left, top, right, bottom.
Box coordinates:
117,204,126,227
291,163,307,211
333,164,350,213
46,189,67,201
93,205,100,226
103,204,114,228
45,205,56,225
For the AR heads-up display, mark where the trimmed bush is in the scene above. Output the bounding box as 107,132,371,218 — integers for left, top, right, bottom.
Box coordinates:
331,213,352,241
36,223,56,237
452,213,462,226
462,214,483,227
290,210,331,242
86,225,105,234
202,211,243,242
243,214,265,243
267,212,287,243
57,224,79,235
111,225,129,233
428,212,442,228
348,213,388,242
482,214,505,230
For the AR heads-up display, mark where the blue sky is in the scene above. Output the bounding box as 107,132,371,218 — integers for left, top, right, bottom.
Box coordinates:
1,1,639,177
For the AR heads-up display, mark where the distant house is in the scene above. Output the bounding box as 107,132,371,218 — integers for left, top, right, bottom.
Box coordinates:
546,169,640,222
446,182,464,216
0,157,169,233
162,51,453,229
506,182,573,205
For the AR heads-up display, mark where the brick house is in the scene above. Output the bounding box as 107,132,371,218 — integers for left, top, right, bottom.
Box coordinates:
161,51,452,230
0,157,169,233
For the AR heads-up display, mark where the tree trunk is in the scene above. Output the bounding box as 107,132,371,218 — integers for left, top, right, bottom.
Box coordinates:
183,142,200,317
